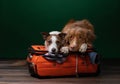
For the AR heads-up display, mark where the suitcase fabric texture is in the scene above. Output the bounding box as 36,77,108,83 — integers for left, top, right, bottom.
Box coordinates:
27,45,100,77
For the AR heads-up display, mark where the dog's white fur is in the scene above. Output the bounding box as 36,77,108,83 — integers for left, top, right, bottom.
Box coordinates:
49,31,61,35
60,46,69,53
45,36,57,53
79,43,88,52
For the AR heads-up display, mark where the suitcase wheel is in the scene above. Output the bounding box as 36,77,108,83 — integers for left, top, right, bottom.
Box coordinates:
27,62,39,77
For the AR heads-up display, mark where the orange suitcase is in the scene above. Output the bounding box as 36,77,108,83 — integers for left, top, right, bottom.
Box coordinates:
27,45,100,78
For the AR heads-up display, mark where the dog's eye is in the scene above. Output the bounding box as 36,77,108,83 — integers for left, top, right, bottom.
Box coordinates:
65,41,69,45
79,36,82,38
70,36,73,39
56,41,60,44
67,41,70,45
48,40,52,44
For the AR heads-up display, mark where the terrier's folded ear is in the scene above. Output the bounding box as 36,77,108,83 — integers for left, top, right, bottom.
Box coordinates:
41,32,50,40
58,33,67,38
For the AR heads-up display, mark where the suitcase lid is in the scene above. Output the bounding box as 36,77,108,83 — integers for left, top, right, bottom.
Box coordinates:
28,45,95,55
28,45,47,54
31,45,46,51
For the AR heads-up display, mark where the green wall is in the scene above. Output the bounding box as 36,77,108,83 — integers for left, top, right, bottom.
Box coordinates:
0,0,120,59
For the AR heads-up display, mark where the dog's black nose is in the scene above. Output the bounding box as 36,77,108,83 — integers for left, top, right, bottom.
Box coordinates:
52,48,56,53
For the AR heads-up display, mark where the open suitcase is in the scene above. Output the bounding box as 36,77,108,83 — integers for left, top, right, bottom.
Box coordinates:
27,45,100,78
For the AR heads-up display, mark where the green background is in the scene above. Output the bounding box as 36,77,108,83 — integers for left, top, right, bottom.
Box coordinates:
0,0,120,59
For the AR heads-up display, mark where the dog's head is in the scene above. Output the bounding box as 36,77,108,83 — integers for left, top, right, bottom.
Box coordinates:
41,31,66,54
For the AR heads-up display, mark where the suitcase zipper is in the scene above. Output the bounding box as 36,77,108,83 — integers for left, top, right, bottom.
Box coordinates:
76,55,79,77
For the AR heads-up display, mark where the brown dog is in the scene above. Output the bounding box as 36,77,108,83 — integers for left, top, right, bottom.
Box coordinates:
60,19,96,53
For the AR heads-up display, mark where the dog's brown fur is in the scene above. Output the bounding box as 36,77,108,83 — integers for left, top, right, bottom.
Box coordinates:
62,19,96,52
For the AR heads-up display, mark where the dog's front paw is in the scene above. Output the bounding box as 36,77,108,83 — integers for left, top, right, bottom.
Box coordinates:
60,46,69,54
79,43,87,53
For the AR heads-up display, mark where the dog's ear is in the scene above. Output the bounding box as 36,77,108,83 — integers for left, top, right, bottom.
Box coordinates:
86,30,96,43
58,33,66,38
41,32,50,40
66,19,75,25
80,19,94,31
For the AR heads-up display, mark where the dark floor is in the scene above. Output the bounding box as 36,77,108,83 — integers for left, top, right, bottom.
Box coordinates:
0,59,120,84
